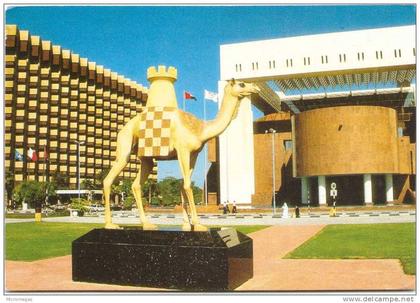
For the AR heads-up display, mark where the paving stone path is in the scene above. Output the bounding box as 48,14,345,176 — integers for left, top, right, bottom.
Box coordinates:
5,256,168,292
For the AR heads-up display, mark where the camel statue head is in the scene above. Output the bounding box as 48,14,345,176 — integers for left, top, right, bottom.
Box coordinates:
225,78,260,99
224,79,260,120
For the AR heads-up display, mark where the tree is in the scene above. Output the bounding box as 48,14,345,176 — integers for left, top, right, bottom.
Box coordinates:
142,179,158,205
13,180,55,208
113,179,134,206
191,181,203,205
5,171,14,206
70,198,90,216
157,177,182,206
43,181,58,205
81,179,95,190
95,168,111,188
99,176,203,208
156,177,203,206
122,195,135,210
51,171,68,189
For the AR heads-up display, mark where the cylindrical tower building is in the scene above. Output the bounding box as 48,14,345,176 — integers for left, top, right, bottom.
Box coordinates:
293,106,411,205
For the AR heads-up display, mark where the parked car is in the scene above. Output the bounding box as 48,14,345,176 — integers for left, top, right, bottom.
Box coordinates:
42,208,54,215
51,204,67,211
88,204,105,212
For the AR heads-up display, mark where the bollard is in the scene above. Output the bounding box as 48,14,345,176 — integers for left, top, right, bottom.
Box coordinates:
35,207,42,222
329,202,337,217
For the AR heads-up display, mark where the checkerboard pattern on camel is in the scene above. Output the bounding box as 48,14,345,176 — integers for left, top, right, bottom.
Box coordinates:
137,106,175,157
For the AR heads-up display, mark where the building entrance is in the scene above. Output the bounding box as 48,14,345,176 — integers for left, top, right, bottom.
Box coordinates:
325,176,364,206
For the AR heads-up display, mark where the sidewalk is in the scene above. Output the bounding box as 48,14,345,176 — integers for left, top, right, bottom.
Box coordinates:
5,256,169,292
6,209,416,226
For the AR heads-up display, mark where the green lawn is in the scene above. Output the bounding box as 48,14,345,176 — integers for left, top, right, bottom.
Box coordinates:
6,222,103,261
286,223,416,275
5,222,268,261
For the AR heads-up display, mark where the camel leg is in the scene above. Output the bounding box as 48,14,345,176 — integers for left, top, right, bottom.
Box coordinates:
132,158,158,230
103,129,132,229
177,150,207,232
179,158,191,231
103,159,128,229
180,188,191,231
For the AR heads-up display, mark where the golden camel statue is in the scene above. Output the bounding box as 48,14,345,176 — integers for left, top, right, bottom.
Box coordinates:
103,66,259,231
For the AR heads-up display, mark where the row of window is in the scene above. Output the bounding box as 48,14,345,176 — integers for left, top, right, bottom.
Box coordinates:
235,48,416,72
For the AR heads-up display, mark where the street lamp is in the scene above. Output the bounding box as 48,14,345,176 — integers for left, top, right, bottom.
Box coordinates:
73,140,85,201
265,128,276,214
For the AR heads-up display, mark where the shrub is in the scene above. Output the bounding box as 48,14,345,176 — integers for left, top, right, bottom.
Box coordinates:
70,198,90,216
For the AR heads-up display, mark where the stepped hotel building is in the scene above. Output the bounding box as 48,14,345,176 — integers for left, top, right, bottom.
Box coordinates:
4,25,156,197
207,25,416,207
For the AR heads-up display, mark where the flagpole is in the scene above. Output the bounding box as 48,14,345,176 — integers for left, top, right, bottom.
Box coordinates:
183,91,186,111
203,97,208,206
44,145,48,205
43,145,46,182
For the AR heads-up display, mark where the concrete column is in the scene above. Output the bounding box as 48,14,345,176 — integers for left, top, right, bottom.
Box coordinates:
218,80,255,205
385,174,394,202
301,177,308,204
363,174,373,204
318,176,327,205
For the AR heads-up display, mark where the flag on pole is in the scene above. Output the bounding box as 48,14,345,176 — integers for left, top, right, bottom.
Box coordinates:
204,89,218,102
43,145,48,161
184,91,197,100
15,149,24,161
27,147,38,161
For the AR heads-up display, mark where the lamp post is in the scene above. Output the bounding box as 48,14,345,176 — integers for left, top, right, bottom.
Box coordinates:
73,140,85,201
203,98,208,206
265,128,276,214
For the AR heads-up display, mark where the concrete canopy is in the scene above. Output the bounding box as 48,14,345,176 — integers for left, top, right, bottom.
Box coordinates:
220,25,416,114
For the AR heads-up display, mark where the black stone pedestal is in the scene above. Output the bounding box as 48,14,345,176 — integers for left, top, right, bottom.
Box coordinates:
72,228,253,291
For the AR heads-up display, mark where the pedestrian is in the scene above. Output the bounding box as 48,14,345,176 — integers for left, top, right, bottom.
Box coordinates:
295,205,300,218
222,201,227,214
232,200,237,214
226,200,231,213
282,202,289,218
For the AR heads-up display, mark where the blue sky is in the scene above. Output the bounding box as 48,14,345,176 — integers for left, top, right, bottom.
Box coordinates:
6,5,416,187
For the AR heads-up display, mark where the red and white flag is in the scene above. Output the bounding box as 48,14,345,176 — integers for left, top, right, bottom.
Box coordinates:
204,89,218,102
27,147,38,161
184,91,197,100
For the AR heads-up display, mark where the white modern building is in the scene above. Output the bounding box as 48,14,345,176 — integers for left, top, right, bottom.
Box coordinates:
214,25,416,207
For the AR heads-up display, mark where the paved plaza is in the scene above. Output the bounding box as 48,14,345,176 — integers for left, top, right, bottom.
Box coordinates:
6,209,416,226
5,207,416,292
5,224,415,292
